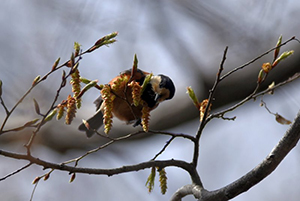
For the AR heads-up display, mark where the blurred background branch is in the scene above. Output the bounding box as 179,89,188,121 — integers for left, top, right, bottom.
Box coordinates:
1,1,300,201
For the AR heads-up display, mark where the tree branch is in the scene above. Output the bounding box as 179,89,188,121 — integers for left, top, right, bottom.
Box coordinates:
175,110,300,200
61,130,196,167
0,162,32,181
192,46,229,167
170,184,211,201
0,149,202,185
220,36,297,81
209,72,300,121
220,110,300,199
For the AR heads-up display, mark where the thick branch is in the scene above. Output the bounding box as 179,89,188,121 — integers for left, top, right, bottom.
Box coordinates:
220,110,300,199
172,110,300,200
170,184,210,201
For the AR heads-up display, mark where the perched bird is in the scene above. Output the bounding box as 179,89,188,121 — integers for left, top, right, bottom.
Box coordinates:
78,69,175,137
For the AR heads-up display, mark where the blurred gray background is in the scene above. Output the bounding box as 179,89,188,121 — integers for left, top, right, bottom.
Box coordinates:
1,1,300,200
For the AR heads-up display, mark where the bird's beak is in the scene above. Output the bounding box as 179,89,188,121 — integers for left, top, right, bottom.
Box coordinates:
154,94,162,103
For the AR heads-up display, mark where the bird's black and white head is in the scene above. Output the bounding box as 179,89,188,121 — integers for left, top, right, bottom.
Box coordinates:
141,74,175,108
150,74,175,103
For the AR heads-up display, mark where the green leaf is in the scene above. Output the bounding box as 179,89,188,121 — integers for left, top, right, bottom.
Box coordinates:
141,73,153,94
187,86,200,110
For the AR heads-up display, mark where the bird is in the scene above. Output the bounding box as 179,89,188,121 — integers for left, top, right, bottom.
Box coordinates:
78,68,175,137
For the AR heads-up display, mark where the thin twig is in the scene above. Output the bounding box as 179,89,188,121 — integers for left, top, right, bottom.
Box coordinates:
0,33,117,134
209,72,300,121
260,99,275,115
24,67,73,154
0,120,39,135
0,85,35,132
63,130,195,167
148,130,196,142
152,136,175,160
253,72,300,99
192,46,228,167
0,148,202,185
209,84,260,120
0,96,9,115
220,36,297,81
30,181,39,201
0,162,32,181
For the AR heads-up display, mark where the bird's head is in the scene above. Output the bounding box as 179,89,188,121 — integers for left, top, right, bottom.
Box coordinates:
150,74,175,103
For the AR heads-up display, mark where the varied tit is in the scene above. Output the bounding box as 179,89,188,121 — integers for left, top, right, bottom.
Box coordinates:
78,69,175,137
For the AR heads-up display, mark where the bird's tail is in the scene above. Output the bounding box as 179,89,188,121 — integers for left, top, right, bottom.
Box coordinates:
78,109,103,137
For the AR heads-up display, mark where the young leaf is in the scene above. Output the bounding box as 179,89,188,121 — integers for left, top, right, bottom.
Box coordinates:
87,32,118,52
141,73,153,94
131,54,138,77
33,98,41,115
45,109,58,122
61,70,67,87
187,86,200,110
76,80,98,99
272,50,294,67
74,42,81,57
80,77,92,84
23,119,39,127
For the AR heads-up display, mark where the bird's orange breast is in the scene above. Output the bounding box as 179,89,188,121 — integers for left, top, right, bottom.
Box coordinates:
106,69,149,123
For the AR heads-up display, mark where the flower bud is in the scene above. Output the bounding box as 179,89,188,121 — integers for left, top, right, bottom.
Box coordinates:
257,69,265,84
80,77,92,84
44,172,51,181
32,75,40,86
274,35,282,60
52,57,60,71
69,173,76,183
33,98,41,115
32,176,41,184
